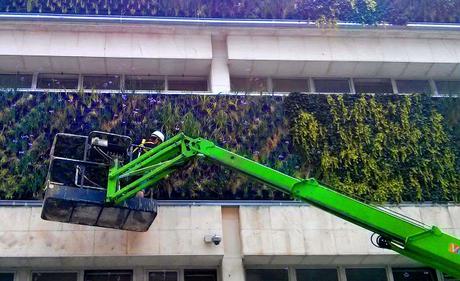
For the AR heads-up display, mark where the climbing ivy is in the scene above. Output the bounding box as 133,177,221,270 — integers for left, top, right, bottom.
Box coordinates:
287,93,460,203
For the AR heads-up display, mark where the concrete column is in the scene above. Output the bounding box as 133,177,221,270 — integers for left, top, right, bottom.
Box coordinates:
15,269,30,281
267,77,273,93
210,35,231,94
78,74,84,91
220,207,245,281
349,78,356,94
31,72,39,89
429,79,439,96
391,78,398,94
309,77,315,92
133,267,145,281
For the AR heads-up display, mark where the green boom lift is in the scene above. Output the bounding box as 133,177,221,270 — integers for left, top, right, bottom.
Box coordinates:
41,131,460,278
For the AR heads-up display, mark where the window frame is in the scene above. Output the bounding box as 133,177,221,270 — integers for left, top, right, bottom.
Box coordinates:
0,73,34,89
167,76,209,92
230,76,269,93
395,79,432,95
83,270,133,281
0,271,16,281
145,270,180,281
37,73,80,90
353,78,394,94
245,267,291,281
30,271,79,281
344,267,389,281
293,266,341,281
434,80,460,96
82,74,121,91
312,77,352,94
124,75,166,92
271,78,310,94
391,267,439,281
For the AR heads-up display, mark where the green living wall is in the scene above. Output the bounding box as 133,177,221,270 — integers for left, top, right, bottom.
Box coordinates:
0,91,295,200
1,0,459,24
286,93,460,203
0,91,458,202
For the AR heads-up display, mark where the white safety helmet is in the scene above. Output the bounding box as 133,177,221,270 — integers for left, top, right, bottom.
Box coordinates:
151,130,165,142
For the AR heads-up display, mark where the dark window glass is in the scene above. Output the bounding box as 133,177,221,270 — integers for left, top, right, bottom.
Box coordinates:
168,78,208,91
354,78,393,94
296,269,338,281
0,73,33,88
313,78,350,93
246,269,289,281
443,273,460,281
346,268,387,281
149,271,178,281
392,268,437,281
38,74,79,89
83,75,120,90
184,270,217,281
32,272,77,281
231,77,267,92
272,79,309,92
0,273,14,281
84,270,132,281
436,81,460,95
125,76,165,91
397,80,431,94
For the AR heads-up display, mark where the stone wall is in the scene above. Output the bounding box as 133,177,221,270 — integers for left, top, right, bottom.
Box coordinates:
1,204,459,270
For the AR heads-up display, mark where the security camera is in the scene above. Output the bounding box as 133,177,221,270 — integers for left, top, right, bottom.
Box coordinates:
211,235,222,245
204,234,222,245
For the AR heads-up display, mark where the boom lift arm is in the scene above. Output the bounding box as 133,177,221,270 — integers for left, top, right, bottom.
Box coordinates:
106,133,460,278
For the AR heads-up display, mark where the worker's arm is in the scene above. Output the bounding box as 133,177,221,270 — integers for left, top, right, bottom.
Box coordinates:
107,133,460,278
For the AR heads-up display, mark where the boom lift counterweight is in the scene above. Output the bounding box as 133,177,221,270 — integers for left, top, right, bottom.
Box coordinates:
42,132,460,278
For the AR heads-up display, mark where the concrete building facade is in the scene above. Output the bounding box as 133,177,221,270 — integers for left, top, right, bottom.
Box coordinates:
1,203,460,281
0,14,459,281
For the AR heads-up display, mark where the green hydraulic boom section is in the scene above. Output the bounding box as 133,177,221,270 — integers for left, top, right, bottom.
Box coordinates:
106,133,460,278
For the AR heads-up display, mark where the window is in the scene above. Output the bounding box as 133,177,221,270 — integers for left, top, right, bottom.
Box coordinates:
0,273,14,281
313,78,350,93
32,272,77,281
392,268,437,281
443,273,460,281
184,270,217,281
272,78,309,92
37,74,79,89
125,75,165,91
0,73,33,88
436,80,460,95
396,80,431,94
168,77,208,91
83,75,120,90
231,77,267,92
296,269,338,281
346,268,387,281
246,269,289,281
148,271,178,281
354,78,393,94
84,270,132,281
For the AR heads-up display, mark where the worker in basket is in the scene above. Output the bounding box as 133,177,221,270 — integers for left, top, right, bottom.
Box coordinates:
133,130,165,197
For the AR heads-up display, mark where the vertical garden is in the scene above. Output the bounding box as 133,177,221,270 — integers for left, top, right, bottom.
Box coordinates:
0,90,458,203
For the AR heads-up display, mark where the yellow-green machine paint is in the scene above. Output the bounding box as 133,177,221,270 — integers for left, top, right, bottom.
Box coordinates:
66,133,460,277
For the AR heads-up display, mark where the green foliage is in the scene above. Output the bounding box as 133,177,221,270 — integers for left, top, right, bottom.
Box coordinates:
287,93,460,203
1,0,459,24
1,90,458,203
0,91,294,200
